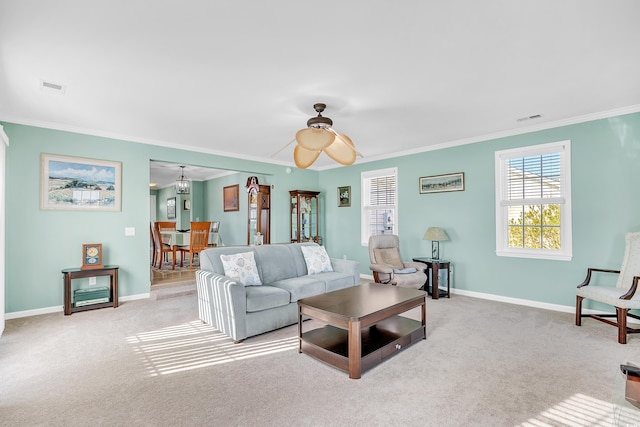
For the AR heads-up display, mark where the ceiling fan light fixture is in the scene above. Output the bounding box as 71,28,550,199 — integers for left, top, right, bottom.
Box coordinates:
295,127,335,150
293,144,321,169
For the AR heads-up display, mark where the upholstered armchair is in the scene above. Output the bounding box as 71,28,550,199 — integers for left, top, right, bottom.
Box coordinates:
576,231,640,344
368,234,427,289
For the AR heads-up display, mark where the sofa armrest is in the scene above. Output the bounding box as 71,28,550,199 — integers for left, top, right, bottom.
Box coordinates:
330,258,361,285
196,270,248,342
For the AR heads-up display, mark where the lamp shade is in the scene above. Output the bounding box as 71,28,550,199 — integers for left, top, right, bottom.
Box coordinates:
423,227,449,241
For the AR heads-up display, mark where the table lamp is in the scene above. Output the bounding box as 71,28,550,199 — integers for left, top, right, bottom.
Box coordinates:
423,227,449,260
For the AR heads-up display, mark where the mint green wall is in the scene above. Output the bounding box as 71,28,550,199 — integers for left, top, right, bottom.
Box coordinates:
320,112,640,308
4,112,639,314
3,123,318,313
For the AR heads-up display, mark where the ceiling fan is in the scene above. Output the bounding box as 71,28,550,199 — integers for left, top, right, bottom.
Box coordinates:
274,103,362,168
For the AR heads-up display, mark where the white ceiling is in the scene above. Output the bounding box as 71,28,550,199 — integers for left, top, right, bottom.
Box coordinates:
2,1,640,171
149,160,233,189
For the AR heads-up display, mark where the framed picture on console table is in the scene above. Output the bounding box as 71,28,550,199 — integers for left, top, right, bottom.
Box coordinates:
81,243,104,270
419,172,465,194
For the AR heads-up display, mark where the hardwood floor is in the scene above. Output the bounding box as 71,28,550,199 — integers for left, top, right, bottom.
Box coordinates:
151,257,197,287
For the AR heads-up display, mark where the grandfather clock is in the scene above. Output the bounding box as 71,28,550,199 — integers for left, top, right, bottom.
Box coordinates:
246,177,270,245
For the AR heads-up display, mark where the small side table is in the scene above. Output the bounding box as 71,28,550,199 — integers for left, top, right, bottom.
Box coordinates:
412,258,450,299
62,265,119,315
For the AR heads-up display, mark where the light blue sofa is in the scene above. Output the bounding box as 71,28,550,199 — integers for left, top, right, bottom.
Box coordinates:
196,242,360,342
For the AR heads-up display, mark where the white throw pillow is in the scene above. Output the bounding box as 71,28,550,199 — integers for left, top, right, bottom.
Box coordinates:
301,245,333,275
220,251,262,286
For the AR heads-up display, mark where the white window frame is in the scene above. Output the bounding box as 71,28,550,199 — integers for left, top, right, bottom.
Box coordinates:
361,167,398,246
495,141,572,261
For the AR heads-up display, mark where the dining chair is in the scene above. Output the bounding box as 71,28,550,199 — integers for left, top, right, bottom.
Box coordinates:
150,223,156,266
153,221,177,269
175,221,211,268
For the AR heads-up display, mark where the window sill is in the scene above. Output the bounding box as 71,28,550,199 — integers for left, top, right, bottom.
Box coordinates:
496,250,572,261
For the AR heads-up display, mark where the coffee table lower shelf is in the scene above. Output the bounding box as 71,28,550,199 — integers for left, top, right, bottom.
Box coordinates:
300,315,425,376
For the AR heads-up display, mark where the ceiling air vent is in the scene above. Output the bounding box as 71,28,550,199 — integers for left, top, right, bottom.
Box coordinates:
40,79,66,95
516,114,542,122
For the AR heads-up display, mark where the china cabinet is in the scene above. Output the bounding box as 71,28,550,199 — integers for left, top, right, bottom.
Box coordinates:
290,190,320,243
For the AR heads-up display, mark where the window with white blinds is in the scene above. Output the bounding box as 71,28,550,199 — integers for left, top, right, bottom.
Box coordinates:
361,168,397,245
495,141,572,260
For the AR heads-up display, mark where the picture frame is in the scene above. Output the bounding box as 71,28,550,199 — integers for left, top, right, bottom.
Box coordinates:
419,172,465,194
338,186,351,207
223,184,239,212
183,199,191,210
81,243,104,270
41,153,122,211
167,197,176,219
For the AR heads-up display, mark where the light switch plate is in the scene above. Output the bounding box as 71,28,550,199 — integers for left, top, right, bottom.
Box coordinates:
89,277,96,285
125,227,135,236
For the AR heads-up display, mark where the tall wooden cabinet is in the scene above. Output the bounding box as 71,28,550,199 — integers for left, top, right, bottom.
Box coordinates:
290,190,320,243
247,182,270,245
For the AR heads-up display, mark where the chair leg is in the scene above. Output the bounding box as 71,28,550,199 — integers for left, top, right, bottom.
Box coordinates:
617,307,628,344
575,296,583,326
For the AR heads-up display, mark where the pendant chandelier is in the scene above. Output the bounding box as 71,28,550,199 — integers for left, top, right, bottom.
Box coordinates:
175,165,190,194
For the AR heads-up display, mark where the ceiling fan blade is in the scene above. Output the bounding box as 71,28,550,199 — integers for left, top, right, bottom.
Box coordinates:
270,138,296,157
293,144,321,168
324,133,356,166
329,129,363,157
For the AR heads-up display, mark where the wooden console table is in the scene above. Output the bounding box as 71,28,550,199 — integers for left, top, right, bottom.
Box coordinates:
62,265,119,315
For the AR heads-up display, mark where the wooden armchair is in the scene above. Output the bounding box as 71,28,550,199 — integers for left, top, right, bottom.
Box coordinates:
576,232,640,344
176,221,211,268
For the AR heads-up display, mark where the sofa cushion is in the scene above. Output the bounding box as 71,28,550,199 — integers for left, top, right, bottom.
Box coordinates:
255,245,300,283
374,247,404,269
301,245,333,274
270,276,326,302
315,272,356,292
220,251,262,286
245,286,291,312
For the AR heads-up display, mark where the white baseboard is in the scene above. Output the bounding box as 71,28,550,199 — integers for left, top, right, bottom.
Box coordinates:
360,274,639,324
4,292,151,320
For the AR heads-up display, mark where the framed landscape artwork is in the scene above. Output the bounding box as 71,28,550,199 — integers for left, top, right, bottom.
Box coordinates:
41,153,122,211
419,172,465,194
223,184,239,212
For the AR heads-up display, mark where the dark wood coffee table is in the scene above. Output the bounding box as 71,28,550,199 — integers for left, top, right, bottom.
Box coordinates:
298,283,426,379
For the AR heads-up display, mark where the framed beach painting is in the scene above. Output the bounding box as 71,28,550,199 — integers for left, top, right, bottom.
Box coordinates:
40,154,122,211
419,172,465,194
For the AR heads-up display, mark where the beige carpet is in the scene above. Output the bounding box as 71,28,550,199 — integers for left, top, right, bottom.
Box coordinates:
2,285,640,426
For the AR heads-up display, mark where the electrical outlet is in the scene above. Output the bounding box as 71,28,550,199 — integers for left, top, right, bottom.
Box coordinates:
89,277,96,285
